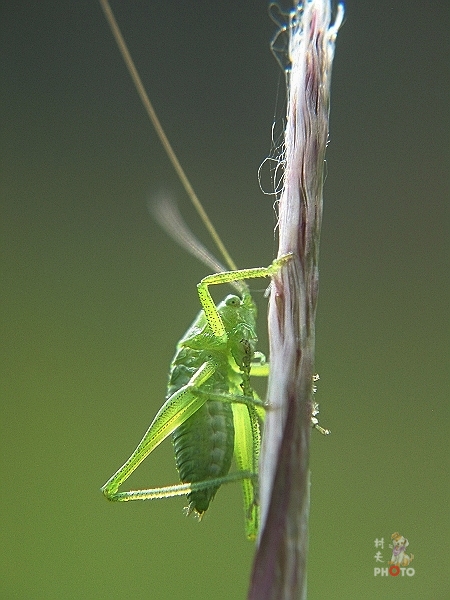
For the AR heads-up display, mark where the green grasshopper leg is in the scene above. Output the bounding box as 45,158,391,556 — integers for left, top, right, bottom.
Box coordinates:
197,254,293,339
101,360,218,500
108,471,257,503
101,253,327,539
102,372,262,543
101,255,332,510
102,257,291,502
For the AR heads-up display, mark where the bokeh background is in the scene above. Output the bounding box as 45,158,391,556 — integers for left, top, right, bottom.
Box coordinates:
2,1,448,598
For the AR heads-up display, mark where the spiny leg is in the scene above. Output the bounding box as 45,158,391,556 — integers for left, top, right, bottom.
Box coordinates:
197,254,293,339
194,388,265,410
232,400,262,540
108,470,257,503
249,362,270,377
101,369,268,502
229,356,329,435
101,360,217,500
230,338,263,539
311,401,331,435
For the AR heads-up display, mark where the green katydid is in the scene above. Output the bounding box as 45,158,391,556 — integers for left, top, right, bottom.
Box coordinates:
99,0,328,540
101,222,292,539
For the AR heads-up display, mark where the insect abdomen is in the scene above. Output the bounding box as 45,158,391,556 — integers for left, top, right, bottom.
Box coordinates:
172,399,234,515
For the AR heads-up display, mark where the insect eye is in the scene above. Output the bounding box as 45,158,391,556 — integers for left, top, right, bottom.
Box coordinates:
225,295,241,307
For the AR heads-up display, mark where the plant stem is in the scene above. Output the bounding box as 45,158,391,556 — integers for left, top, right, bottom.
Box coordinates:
248,3,344,598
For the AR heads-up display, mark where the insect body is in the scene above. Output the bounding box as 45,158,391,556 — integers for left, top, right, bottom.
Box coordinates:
101,259,291,539
171,293,257,516
99,0,327,540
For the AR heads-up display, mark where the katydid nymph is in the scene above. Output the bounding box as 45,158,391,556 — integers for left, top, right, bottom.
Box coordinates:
99,0,328,540
101,196,292,540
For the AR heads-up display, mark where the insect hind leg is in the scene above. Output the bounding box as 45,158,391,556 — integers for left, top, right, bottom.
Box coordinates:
108,469,256,503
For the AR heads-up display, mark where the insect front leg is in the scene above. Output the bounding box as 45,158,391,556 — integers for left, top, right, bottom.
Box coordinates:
248,361,270,377
196,254,293,339
247,361,331,434
311,401,331,435
101,360,217,501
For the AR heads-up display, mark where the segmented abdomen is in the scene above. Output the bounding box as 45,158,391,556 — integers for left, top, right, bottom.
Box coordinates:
168,344,234,515
172,399,234,515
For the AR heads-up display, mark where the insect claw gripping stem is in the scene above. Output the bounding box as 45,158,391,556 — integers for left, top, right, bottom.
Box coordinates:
197,254,293,340
311,401,331,435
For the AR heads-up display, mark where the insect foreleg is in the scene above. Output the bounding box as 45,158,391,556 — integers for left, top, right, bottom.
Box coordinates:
101,360,217,500
194,388,265,409
197,254,293,339
249,362,270,377
311,401,331,435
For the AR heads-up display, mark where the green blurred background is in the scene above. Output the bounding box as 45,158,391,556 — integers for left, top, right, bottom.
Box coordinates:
1,1,448,598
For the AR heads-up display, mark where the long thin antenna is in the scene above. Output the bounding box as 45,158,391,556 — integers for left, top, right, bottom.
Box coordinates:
151,194,248,296
98,0,238,272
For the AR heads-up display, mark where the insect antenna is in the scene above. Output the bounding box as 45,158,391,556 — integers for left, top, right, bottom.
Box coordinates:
99,0,240,277
151,195,248,297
